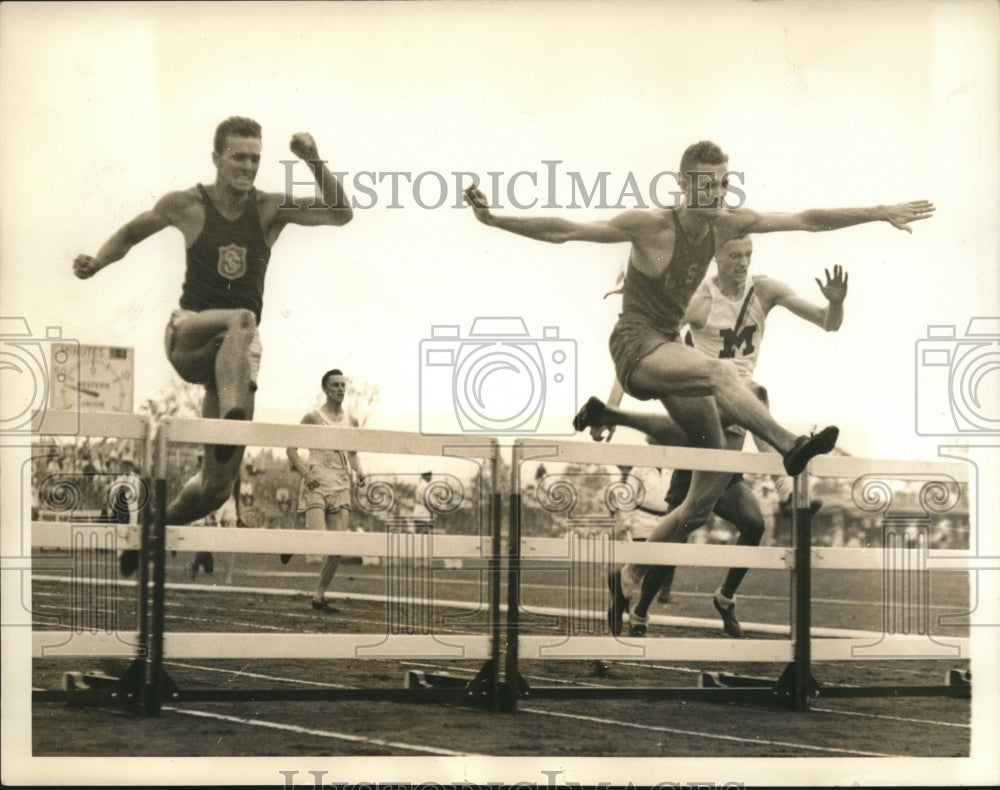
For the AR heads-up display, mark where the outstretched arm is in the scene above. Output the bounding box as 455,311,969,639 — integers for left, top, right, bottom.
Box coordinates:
275,132,353,227
767,265,848,332
464,185,638,244
73,196,177,278
721,200,934,238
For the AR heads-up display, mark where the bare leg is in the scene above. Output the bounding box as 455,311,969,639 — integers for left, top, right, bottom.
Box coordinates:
164,309,257,525
601,409,690,446
626,395,732,621
304,502,326,564
165,384,252,524
629,344,800,454
313,508,348,607
711,482,764,598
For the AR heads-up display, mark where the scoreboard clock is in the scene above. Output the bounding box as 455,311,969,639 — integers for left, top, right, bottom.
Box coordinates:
50,343,135,413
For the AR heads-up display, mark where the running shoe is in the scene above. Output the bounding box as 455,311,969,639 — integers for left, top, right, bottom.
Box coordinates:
606,569,629,637
628,609,649,637
783,426,839,476
713,588,745,639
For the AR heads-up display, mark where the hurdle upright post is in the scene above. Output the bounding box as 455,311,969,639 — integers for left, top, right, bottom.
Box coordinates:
135,440,153,683
788,468,815,711
487,442,504,712
143,422,171,715
503,441,524,712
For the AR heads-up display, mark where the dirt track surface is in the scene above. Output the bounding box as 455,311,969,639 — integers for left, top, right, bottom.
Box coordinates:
30,552,971,759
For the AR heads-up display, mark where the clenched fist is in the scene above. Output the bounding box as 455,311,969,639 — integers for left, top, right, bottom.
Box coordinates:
290,132,320,162
73,254,102,279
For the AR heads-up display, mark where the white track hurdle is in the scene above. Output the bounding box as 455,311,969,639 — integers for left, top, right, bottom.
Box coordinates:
31,410,973,714
30,410,153,688
134,417,503,713
505,437,972,711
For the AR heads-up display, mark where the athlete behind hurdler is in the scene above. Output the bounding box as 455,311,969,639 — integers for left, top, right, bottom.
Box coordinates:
465,138,931,637
74,116,353,577
285,368,366,612
589,233,848,636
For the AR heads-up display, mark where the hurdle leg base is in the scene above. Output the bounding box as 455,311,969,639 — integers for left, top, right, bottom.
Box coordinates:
61,662,144,714
773,662,820,709
403,660,501,711
698,670,810,709
698,665,821,710
947,668,972,697
699,671,773,689
499,667,531,713
60,659,181,716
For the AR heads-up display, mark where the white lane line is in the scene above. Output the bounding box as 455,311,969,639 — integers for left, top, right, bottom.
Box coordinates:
240,569,965,610
160,706,479,756
810,706,970,729
32,574,966,639
166,660,970,733
164,661,352,689
618,661,966,685
164,613,302,633
517,708,899,758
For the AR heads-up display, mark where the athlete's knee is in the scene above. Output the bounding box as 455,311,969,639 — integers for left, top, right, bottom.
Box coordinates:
217,310,257,348
705,360,741,392
228,309,256,331
738,515,765,545
202,475,237,510
670,498,714,532
749,382,769,407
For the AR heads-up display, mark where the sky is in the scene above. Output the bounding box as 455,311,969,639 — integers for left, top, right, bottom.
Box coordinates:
1,1,997,468
1,1,999,782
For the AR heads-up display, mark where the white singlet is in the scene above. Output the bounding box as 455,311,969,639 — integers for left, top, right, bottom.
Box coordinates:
687,275,767,383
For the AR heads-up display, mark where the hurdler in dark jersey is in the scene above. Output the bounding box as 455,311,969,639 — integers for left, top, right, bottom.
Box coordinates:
465,139,931,638
180,184,272,323
73,118,353,553
620,208,716,337
609,208,716,398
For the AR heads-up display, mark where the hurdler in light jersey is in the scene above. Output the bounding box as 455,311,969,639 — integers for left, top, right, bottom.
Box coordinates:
683,233,846,384
585,233,848,636
679,233,847,512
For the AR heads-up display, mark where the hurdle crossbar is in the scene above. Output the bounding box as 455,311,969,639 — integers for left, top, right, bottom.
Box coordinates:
504,437,972,711
32,412,974,715
135,419,505,713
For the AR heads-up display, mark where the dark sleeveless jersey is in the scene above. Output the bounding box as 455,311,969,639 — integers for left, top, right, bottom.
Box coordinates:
179,184,272,323
620,209,716,336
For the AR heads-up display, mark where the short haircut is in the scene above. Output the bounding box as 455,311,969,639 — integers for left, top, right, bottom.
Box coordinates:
678,140,728,183
716,230,751,250
321,369,344,388
214,116,262,154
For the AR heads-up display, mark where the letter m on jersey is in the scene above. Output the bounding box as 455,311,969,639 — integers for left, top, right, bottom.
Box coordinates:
719,325,758,358
217,244,248,280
